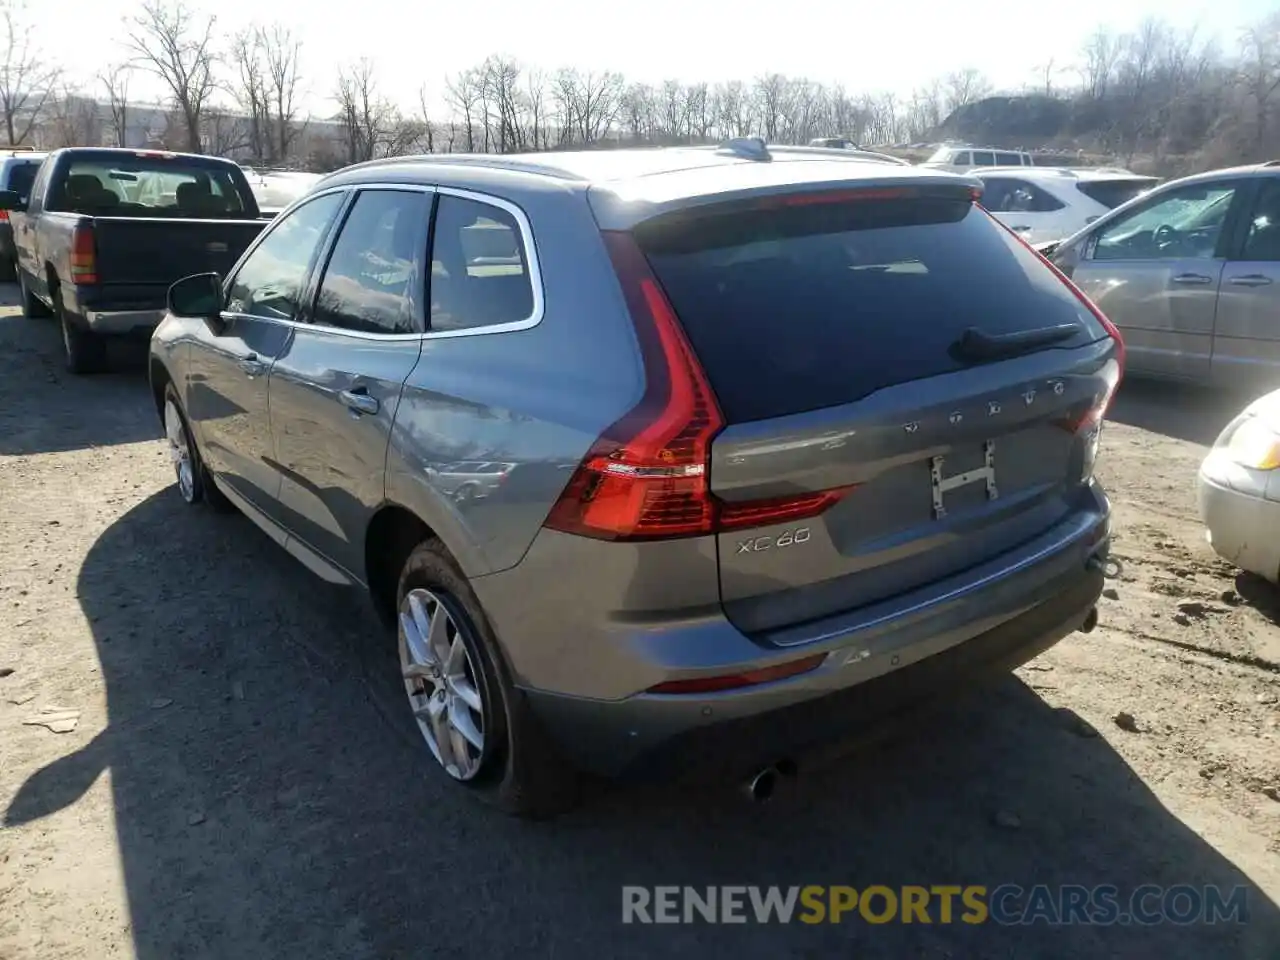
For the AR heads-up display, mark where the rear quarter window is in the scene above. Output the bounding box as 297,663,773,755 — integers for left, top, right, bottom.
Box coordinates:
637,195,1107,423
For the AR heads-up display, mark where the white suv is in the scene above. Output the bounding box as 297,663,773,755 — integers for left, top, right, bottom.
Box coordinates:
974,167,1159,245
920,145,1034,173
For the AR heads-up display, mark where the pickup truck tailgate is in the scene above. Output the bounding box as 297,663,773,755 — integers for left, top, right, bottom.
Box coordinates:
91,217,266,285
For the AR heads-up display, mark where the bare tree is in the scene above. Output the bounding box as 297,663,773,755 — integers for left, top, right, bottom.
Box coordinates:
1239,11,1280,154
45,89,101,148
445,68,482,152
944,68,992,115
229,28,269,160
0,0,60,145
334,58,396,163
127,0,218,153
262,25,302,162
98,64,133,147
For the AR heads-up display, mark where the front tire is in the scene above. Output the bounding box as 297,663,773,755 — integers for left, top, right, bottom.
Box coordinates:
163,384,229,510
395,540,580,818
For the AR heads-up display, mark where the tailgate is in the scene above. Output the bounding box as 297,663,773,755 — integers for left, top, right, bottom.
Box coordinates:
636,189,1119,635
90,218,266,285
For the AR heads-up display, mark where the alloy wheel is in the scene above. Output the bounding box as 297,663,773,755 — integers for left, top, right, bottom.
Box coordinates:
398,587,487,780
164,399,196,503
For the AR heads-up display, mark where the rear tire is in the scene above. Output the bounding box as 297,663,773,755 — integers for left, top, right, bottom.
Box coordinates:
395,539,581,819
56,286,107,375
19,272,50,318
0,257,16,283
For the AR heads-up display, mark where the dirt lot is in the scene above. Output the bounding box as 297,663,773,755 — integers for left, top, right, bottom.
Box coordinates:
1,292,1278,959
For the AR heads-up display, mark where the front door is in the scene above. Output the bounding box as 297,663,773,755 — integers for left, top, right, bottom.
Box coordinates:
1071,179,1245,382
268,187,431,578
1211,177,1280,392
187,190,347,511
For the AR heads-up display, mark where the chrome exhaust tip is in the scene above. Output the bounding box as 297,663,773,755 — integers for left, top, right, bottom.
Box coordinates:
745,767,778,802
1079,606,1098,634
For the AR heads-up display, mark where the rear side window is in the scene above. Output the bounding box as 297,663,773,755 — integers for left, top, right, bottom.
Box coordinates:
5,162,38,197
995,152,1024,166
313,189,430,335
1075,179,1155,210
429,194,534,333
638,196,1106,423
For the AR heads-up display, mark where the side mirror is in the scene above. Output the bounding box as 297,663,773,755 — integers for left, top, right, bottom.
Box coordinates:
0,189,26,212
167,272,224,331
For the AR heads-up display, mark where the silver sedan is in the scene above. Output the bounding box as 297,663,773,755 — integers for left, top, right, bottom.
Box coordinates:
1199,388,1280,581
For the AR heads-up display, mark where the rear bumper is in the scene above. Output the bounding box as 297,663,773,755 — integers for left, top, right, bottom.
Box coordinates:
511,492,1110,780
81,308,165,336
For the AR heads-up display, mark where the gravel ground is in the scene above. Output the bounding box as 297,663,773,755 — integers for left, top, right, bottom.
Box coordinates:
1,293,1278,959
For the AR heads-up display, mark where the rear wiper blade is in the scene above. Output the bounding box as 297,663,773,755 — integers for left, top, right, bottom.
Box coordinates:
950,322,1082,363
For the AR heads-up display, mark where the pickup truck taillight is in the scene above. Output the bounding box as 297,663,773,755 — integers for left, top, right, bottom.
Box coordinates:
70,224,97,285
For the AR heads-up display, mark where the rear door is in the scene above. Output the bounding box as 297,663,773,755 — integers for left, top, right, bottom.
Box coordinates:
1211,176,1280,392
1070,178,1246,381
636,190,1117,634
267,187,430,578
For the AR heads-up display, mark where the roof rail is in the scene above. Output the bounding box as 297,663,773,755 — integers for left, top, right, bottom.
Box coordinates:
717,137,772,162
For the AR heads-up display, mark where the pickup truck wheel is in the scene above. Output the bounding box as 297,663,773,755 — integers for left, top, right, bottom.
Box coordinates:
60,313,107,374
0,257,15,282
395,540,581,819
19,274,50,318
55,288,107,375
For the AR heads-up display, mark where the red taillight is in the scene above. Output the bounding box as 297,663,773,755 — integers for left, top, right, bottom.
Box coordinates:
0,209,9,222
646,652,827,695
718,487,856,532
543,231,851,542
70,224,97,285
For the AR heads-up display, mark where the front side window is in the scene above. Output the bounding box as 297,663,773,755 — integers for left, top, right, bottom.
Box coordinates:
429,194,535,333
1093,181,1238,262
225,192,345,321
313,189,431,335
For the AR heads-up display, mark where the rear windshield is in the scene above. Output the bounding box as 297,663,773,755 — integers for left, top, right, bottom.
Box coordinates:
51,156,252,218
1076,179,1154,209
5,162,38,197
638,195,1106,423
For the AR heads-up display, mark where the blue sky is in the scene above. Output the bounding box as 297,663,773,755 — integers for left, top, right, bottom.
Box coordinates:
29,0,1280,115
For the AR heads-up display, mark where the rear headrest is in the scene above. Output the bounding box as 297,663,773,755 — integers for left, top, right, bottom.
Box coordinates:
65,174,102,198
175,182,203,205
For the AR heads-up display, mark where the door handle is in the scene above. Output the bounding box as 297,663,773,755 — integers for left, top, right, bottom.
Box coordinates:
339,388,380,416
1228,274,1273,287
238,354,267,377
1010,225,1032,232
1171,273,1213,285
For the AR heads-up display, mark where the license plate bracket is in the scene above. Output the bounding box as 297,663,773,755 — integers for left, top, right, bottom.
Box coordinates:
930,440,998,520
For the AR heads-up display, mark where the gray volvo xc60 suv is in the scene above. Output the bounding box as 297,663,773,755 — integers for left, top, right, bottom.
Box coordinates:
150,140,1123,817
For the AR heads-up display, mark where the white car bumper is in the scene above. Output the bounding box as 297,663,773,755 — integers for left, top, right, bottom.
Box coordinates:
1198,451,1280,582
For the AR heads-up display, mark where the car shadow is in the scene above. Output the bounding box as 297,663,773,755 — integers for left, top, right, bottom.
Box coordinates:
1107,378,1258,448
0,292,155,455
6,489,1279,958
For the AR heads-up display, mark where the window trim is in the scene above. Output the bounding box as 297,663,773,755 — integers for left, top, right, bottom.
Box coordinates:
220,181,546,342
